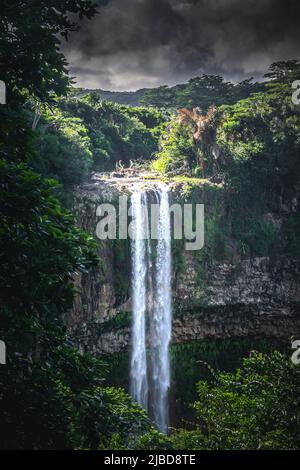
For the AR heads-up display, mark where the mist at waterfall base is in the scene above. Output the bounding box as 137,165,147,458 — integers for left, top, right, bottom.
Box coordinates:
130,186,172,434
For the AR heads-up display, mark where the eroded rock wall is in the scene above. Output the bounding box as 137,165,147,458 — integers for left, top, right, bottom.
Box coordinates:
68,178,300,355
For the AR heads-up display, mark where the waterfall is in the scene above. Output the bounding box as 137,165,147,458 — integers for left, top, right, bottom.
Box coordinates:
130,185,172,434
130,191,149,410
151,187,172,433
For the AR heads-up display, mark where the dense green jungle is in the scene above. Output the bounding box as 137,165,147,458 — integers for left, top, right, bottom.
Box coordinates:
0,0,300,451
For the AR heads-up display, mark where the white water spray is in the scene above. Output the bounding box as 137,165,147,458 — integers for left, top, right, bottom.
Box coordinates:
151,186,172,433
130,191,149,410
130,185,172,433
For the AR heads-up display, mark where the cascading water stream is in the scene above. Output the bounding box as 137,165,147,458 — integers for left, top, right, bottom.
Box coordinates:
151,186,172,433
130,185,172,434
130,191,149,410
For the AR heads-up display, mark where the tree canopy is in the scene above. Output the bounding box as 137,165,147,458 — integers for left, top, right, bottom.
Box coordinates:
0,0,98,102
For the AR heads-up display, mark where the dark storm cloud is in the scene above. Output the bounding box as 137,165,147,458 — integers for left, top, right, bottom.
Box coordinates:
61,0,300,90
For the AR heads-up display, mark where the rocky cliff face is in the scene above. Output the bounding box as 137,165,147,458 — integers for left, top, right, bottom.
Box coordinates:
68,176,300,355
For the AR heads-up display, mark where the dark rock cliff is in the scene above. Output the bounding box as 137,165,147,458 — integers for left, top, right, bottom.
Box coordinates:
67,176,300,355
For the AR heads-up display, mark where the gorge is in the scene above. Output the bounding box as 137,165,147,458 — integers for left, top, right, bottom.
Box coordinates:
68,172,300,428
2,0,300,449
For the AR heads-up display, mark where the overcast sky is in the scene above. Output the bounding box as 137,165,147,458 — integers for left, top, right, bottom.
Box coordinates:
61,0,300,91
